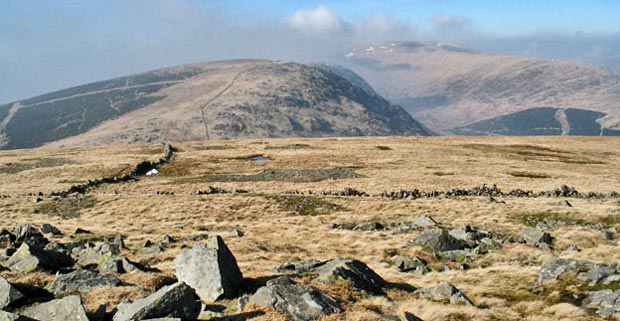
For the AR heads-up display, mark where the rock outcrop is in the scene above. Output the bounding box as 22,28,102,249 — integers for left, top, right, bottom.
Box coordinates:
248,277,341,321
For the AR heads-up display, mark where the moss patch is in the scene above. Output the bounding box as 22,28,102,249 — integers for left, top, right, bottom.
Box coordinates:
263,194,345,216
0,157,76,174
34,195,98,219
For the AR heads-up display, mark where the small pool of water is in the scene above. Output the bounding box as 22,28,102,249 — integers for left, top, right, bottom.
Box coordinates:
250,156,271,161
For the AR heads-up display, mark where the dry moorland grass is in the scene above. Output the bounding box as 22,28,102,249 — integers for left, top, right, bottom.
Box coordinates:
0,136,619,320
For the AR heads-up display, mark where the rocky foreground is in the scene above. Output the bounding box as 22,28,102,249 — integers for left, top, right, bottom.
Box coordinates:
2,212,620,320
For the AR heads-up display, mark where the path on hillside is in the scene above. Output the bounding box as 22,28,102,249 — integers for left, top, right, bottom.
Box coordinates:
198,68,256,140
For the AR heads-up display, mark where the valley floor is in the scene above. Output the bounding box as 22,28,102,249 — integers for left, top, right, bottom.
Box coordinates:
1,136,619,321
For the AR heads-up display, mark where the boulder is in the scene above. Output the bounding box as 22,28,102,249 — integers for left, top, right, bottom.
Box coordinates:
48,269,120,295
415,282,474,306
39,224,61,235
537,257,590,285
0,276,24,309
412,215,437,228
582,289,620,317
411,228,468,252
519,228,553,245
0,229,16,248
22,295,89,321
14,224,48,249
394,256,430,274
311,258,388,295
112,282,200,321
276,259,324,274
174,236,243,302
0,311,38,321
248,277,341,321
4,243,72,273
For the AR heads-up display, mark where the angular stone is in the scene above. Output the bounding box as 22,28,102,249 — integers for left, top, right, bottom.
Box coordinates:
48,269,120,295
537,257,591,285
276,259,324,274
411,228,468,252
519,228,553,245
39,224,61,235
0,311,38,321
112,282,200,321
0,276,24,309
174,236,243,302
22,295,89,321
395,256,430,274
14,224,48,249
4,243,72,273
312,258,388,295
412,215,437,228
582,289,620,317
401,312,424,321
415,282,474,306
249,277,341,321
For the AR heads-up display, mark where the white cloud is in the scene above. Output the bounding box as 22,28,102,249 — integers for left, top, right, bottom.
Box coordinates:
287,5,352,35
355,13,415,41
432,13,471,28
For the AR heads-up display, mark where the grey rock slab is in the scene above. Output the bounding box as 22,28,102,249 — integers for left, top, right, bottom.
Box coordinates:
22,295,89,321
249,277,341,321
311,258,388,295
519,228,553,245
412,215,437,228
411,228,468,252
48,269,120,295
415,282,474,306
0,311,38,321
582,289,620,317
4,243,72,273
174,236,243,302
112,282,200,321
0,276,24,309
394,256,429,274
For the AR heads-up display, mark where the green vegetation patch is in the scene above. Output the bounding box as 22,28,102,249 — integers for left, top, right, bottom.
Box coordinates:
520,211,619,228
266,143,312,150
375,145,393,151
175,167,359,184
433,171,454,176
34,195,98,219
193,145,235,150
509,171,551,179
0,157,76,174
263,194,345,216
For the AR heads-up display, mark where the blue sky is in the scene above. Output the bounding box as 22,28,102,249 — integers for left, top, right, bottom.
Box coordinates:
1,0,619,103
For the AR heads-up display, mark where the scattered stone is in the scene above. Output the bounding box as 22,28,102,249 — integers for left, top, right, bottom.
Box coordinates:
412,215,437,228
487,196,505,204
73,228,91,235
401,312,424,321
582,289,620,317
537,257,592,285
230,229,244,237
547,200,573,207
276,258,324,274
312,258,389,295
415,282,474,306
161,235,174,245
0,229,16,248
0,276,24,309
4,243,72,273
48,269,120,295
249,277,341,321
395,256,430,274
39,224,61,235
602,231,615,240
22,295,89,321
519,228,553,245
411,228,468,252
14,224,48,249
113,234,126,249
566,244,580,252
141,244,164,254
143,240,154,247
174,236,243,302
112,282,200,321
